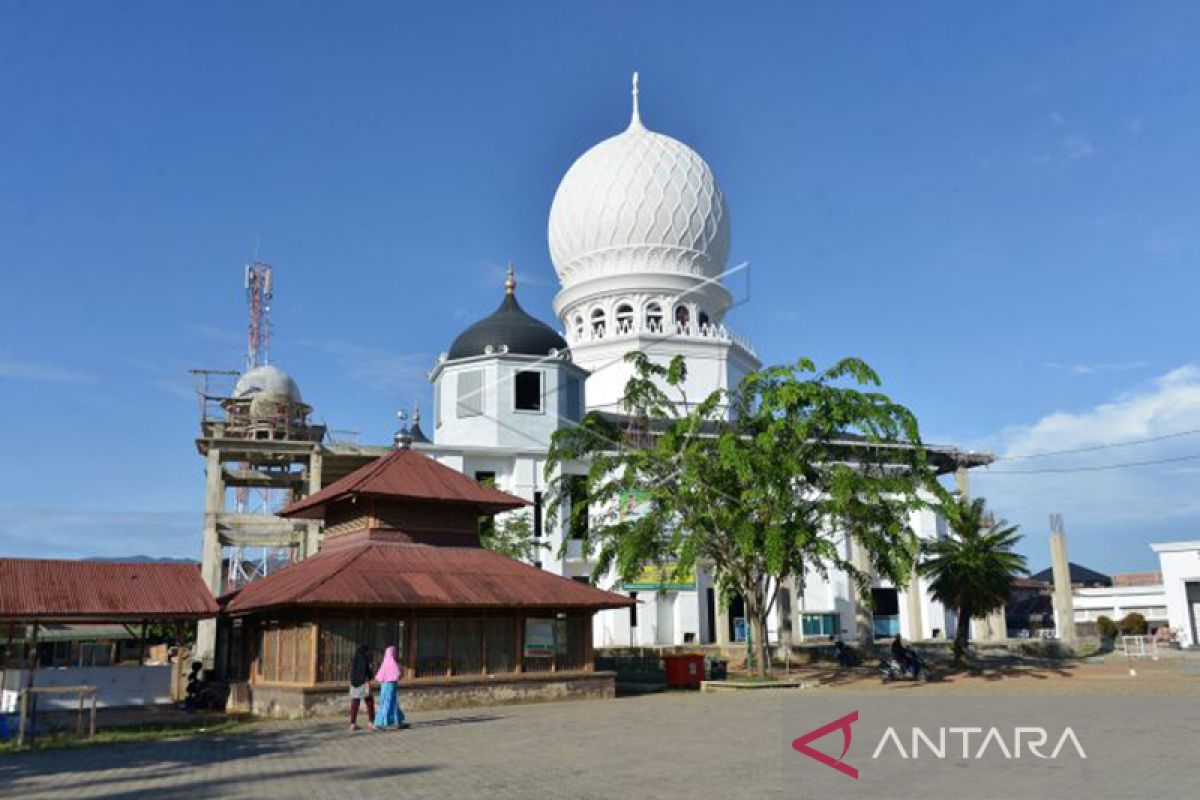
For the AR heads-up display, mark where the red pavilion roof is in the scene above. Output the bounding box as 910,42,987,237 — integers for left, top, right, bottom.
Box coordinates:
0,559,218,622
225,536,633,613
278,446,529,519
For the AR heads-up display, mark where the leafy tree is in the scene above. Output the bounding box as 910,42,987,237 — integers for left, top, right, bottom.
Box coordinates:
1095,614,1118,642
480,509,545,562
545,352,937,676
920,496,1027,663
1118,612,1147,636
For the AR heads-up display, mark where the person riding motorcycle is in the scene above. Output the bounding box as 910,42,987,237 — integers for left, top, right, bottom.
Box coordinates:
891,635,919,678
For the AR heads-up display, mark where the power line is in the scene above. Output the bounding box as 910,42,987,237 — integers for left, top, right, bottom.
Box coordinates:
996,428,1200,460
984,452,1200,475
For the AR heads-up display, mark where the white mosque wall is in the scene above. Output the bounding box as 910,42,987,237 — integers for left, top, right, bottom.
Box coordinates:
431,356,587,451
572,335,758,417
1152,541,1200,647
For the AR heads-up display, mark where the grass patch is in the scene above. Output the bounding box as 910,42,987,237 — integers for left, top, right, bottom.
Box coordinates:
0,717,251,755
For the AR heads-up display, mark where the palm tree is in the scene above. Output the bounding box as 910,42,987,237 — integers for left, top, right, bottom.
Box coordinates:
920,496,1027,663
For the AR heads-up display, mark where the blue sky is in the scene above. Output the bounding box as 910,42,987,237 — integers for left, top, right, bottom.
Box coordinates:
2,2,1199,572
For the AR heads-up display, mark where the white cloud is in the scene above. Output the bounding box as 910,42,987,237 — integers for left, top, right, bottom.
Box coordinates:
1002,366,1200,458
1042,360,1149,376
971,365,1200,570
1061,135,1097,161
1145,230,1192,257
0,350,97,384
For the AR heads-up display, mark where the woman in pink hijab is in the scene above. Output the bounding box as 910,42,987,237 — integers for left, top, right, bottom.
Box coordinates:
373,645,405,729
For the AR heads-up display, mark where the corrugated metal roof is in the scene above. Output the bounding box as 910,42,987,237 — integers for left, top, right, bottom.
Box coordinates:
0,559,219,621
226,538,634,613
279,447,529,519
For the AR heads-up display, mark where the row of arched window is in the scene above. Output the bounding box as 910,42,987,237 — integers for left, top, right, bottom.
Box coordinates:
572,303,711,338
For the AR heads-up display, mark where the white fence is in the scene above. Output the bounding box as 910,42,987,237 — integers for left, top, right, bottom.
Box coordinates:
1,665,172,709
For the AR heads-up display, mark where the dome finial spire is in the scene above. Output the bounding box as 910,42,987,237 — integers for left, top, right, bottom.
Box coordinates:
504,262,516,295
630,71,642,129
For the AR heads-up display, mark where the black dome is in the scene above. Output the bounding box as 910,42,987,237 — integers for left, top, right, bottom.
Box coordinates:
447,290,568,360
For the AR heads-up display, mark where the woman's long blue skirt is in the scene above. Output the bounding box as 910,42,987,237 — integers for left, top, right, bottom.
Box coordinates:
373,681,405,729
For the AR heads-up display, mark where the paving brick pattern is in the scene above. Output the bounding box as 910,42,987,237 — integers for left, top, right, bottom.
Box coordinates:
0,693,784,800
3,665,1198,800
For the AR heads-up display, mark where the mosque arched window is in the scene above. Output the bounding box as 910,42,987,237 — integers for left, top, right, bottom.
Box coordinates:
699,311,711,330
615,304,634,333
573,315,584,339
590,308,607,336
645,303,663,331
674,305,691,330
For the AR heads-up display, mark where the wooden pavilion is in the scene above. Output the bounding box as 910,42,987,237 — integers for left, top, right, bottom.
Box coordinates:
220,444,632,717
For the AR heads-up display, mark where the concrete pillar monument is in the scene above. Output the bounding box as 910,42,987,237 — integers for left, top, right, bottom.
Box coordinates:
1050,513,1076,646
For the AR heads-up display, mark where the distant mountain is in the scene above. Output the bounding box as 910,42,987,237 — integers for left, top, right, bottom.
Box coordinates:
83,555,199,564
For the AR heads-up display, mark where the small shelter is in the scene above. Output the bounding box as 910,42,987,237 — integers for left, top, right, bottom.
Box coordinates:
220,445,632,718
0,559,219,742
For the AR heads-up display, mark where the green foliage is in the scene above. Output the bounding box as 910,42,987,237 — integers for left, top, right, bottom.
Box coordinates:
1118,612,1147,636
545,351,938,675
920,495,1027,662
480,509,544,562
1095,615,1119,641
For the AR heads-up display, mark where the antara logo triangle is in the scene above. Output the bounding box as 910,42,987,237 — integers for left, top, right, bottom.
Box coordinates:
791,710,859,780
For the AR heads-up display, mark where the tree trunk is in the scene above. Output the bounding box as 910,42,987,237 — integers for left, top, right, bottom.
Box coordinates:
740,586,770,678
749,611,769,678
954,604,972,664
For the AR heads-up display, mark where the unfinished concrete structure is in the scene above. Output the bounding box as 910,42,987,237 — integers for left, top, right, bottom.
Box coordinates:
194,265,391,664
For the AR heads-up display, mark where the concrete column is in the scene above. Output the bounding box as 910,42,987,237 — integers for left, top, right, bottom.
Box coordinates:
987,608,1008,641
849,538,874,645
905,562,924,640
953,463,1006,641
196,447,223,666
1051,527,1076,645
715,590,730,647
303,448,324,558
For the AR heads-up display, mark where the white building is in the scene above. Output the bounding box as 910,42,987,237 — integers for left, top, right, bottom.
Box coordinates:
1072,585,1169,629
413,76,989,649
1151,541,1200,647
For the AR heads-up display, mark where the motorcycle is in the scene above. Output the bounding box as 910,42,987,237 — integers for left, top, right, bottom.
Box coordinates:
878,648,936,683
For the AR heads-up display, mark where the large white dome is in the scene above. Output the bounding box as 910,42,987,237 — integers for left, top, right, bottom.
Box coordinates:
548,78,730,287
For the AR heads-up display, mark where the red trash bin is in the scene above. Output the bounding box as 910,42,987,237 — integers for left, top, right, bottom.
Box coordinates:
663,654,706,689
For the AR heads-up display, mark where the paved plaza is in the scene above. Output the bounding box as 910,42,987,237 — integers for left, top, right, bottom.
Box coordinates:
2,656,1199,799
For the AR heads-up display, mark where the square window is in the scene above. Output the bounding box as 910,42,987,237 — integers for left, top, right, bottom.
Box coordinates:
515,370,542,411
564,377,582,420
457,370,483,418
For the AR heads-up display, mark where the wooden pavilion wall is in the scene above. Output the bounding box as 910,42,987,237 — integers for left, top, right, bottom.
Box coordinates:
240,609,593,687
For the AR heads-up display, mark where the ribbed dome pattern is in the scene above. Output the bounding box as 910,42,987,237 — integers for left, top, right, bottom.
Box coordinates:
548,119,729,287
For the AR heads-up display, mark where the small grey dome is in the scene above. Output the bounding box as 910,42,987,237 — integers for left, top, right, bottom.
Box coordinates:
234,365,302,403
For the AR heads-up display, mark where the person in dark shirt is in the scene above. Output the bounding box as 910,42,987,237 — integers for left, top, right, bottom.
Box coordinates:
348,644,375,732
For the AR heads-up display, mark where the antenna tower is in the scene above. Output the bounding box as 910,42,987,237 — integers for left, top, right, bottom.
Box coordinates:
245,262,273,370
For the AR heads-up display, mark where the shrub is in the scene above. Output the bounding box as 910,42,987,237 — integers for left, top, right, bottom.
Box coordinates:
1096,615,1118,641
1118,612,1148,636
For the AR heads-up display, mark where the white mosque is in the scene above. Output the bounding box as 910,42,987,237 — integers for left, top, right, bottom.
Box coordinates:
205,75,993,654
412,75,991,648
